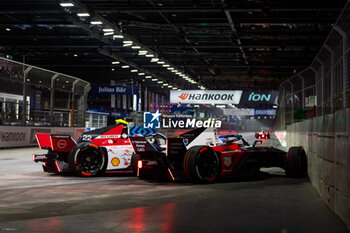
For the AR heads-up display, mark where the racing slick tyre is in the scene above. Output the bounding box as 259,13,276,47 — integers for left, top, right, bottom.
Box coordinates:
184,146,220,183
68,142,107,177
267,133,270,139
285,146,307,177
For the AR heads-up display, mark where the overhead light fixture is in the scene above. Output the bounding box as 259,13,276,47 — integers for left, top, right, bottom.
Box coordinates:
168,85,173,88
103,29,114,32
171,70,177,73
163,83,169,86
162,64,170,67
77,13,90,17
123,40,133,44
145,76,152,79
175,72,181,75
104,32,114,36
151,78,158,81
123,43,132,47
91,21,103,25
111,68,115,71
112,61,119,64
60,2,74,7
138,73,145,76
5,28,11,31
121,65,129,68
113,35,124,39
131,69,138,72
145,54,154,57
74,54,78,57
132,46,141,49
273,105,278,109
157,61,165,64
157,81,163,84
151,58,159,62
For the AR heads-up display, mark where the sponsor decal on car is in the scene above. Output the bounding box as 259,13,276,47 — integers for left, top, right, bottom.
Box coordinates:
111,157,120,166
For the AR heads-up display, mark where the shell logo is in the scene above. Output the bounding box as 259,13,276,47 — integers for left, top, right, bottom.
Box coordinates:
111,157,120,166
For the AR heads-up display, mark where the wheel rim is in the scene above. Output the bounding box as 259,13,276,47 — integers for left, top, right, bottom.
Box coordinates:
195,148,219,181
76,147,103,174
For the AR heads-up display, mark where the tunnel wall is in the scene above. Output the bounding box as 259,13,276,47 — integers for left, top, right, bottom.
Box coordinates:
286,108,350,229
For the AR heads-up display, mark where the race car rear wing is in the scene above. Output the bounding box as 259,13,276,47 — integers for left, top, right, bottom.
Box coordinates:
35,133,77,152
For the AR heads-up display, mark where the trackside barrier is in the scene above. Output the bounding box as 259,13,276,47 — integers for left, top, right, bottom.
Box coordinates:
0,126,85,148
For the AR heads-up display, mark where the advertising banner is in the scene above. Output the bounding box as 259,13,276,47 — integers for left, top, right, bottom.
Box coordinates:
254,109,276,116
305,96,317,107
89,85,139,95
239,91,279,105
223,108,254,116
0,126,85,148
170,90,242,104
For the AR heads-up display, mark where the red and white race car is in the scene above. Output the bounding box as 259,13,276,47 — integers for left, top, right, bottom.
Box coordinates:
33,121,136,176
255,130,271,139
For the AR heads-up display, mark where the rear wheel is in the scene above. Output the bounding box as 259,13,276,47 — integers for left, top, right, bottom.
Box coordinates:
184,146,220,183
285,146,307,177
130,153,139,175
68,142,107,177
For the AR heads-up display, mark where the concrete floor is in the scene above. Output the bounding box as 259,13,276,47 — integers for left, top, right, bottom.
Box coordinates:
0,133,348,233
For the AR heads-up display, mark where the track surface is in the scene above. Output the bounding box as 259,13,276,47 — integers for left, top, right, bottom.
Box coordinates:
0,133,348,233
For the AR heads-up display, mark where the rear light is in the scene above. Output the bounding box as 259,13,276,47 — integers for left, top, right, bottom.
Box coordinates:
138,160,142,169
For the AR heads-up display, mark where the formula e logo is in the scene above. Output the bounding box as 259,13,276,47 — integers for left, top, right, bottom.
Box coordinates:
178,93,189,100
143,110,161,129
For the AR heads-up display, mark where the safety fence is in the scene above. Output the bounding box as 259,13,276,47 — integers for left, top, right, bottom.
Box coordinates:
0,57,90,127
275,2,350,130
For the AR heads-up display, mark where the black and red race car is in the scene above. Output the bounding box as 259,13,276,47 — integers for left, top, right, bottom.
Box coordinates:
130,128,307,183
255,130,271,139
33,121,137,176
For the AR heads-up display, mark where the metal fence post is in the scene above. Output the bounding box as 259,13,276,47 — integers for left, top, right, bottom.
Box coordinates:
287,80,294,123
22,66,33,125
316,58,325,116
71,80,79,127
50,73,59,126
334,25,348,109
299,75,305,109
324,45,335,113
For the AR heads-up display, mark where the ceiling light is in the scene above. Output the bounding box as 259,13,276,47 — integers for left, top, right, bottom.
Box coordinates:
151,58,159,62
104,32,114,36
60,2,74,7
113,35,124,39
5,28,11,31
151,78,158,81
74,54,78,57
167,67,174,70
145,76,152,78
163,83,169,86
157,61,165,64
123,43,132,47
138,73,145,76
103,29,114,32
123,40,133,44
162,64,170,67
168,85,173,88
131,69,138,72
145,54,154,57
112,61,119,64
121,65,129,68
171,70,177,73
111,68,115,71
138,50,147,53
77,13,90,17
91,21,103,25
132,46,141,49
175,72,181,75
157,81,163,84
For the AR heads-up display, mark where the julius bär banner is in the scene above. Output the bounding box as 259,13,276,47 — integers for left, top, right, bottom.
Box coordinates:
170,90,243,104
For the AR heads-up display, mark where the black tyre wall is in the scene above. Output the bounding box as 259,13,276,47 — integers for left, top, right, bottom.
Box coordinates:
285,146,307,177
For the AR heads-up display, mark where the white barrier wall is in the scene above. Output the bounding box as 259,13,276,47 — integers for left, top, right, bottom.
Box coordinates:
286,108,350,229
0,126,85,148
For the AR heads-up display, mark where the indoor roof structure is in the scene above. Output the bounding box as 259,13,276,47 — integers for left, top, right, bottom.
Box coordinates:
0,0,347,92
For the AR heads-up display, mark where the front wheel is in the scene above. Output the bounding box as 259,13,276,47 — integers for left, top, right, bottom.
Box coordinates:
68,142,107,177
184,146,220,183
285,146,307,177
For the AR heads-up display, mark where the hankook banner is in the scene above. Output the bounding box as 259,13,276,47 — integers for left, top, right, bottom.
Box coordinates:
170,90,243,104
